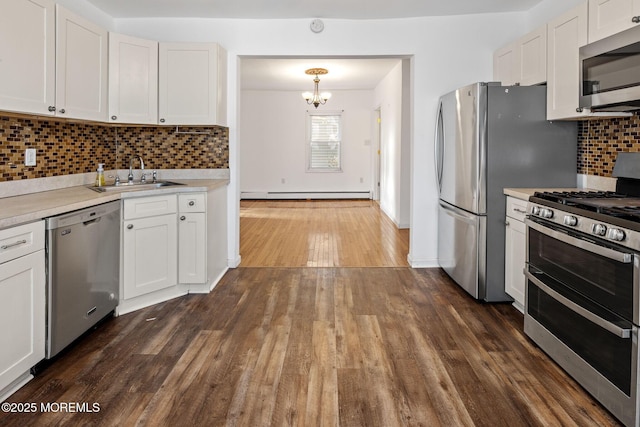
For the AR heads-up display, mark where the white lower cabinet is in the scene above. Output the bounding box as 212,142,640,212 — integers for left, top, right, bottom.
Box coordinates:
123,213,178,299
504,196,527,312
0,221,45,401
119,191,221,314
178,193,206,284
121,195,178,306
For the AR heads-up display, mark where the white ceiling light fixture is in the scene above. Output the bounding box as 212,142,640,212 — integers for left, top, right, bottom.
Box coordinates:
302,68,331,108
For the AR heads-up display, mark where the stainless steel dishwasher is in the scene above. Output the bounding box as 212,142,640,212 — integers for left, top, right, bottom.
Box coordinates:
45,200,120,358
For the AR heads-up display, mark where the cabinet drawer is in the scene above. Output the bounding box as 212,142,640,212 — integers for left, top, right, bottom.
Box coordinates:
0,221,45,264
124,194,177,220
179,193,206,213
506,197,528,221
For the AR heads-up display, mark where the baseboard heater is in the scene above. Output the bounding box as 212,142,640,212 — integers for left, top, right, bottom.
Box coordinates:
241,191,371,200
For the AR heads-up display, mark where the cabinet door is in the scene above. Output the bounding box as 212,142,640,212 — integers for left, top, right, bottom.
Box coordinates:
0,251,45,392
178,213,206,284
546,3,590,120
108,33,158,124
55,5,108,121
518,25,547,86
0,0,55,116
158,42,225,125
588,0,640,43
493,42,518,86
123,214,177,299
504,218,526,310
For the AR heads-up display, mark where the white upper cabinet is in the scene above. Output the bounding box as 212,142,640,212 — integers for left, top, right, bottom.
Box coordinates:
158,42,227,126
493,24,547,86
518,25,547,86
109,33,158,124
0,0,55,116
547,3,591,120
493,43,518,86
588,0,640,43
55,5,108,121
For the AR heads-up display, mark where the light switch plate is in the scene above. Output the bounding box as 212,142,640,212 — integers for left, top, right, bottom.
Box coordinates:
25,148,36,166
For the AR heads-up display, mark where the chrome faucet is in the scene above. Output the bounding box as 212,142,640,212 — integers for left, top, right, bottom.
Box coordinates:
128,155,145,184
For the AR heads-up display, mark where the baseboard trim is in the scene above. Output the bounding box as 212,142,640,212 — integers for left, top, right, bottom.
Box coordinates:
241,191,371,200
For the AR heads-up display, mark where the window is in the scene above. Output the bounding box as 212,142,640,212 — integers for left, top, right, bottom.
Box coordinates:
307,112,342,172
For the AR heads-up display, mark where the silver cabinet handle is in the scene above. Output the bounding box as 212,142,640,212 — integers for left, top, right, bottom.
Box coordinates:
127,224,133,230
59,108,65,114
505,220,510,226
632,16,640,23
188,201,195,206
1,239,27,250
513,208,527,214
576,107,583,113
159,118,165,123
180,216,186,221
48,106,56,112
111,115,117,120
525,270,632,339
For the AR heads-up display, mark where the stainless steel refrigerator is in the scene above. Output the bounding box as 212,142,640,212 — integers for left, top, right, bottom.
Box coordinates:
435,82,577,302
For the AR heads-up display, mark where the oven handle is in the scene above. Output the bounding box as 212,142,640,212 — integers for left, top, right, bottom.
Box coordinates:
525,270,632,339
525,218,633,264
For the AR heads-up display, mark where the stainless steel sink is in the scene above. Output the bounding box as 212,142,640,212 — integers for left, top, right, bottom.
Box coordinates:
89,180,185,193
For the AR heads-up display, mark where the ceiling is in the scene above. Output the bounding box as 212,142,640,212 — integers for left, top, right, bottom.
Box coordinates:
84,0,544,92
241,58,403,91
85,0,544,20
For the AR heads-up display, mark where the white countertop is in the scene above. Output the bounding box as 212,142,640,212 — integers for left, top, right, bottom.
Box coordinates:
0,179,228,229
503,187,588,201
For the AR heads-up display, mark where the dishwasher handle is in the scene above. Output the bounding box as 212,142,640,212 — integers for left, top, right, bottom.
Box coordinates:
46,201,120,230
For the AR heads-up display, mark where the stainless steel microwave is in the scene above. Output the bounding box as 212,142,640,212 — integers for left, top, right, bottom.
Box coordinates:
580,24,640,112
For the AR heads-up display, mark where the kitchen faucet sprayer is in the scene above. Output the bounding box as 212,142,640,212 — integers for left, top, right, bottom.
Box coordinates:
128,155,145,184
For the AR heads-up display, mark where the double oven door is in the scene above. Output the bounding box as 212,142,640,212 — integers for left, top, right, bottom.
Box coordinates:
525,217,639,427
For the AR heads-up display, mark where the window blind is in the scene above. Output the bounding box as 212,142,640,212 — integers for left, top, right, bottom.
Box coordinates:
309,114,341,171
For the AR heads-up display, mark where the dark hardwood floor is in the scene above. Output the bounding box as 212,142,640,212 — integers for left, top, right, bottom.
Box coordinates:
0,267,620,426
0,201,622,426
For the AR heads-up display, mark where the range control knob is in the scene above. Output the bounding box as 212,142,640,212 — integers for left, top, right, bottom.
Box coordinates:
592,223,607,236
607,228,626,242
563,215,578,226
539,208,554,219
531,206,540,216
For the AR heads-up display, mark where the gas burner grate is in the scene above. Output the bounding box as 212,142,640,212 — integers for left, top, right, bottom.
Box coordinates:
600,205,640,221
532,191,625,205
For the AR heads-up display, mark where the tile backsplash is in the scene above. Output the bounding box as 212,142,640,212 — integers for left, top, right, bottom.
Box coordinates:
0,115,229,182
578,114,640,177
3,112,636,183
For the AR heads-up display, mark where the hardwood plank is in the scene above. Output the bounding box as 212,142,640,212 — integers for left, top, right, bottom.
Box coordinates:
240,200,409,267
0,267,622,426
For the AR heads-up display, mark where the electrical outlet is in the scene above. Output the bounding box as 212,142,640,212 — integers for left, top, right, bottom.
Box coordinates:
25,148,36,166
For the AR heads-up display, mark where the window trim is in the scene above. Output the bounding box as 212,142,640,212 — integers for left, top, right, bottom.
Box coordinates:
306,110,343,173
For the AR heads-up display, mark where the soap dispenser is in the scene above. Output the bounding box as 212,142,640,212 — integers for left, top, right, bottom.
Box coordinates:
95,163,105,187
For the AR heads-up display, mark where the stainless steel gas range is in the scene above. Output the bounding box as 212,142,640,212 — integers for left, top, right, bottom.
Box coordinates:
524,154,640,427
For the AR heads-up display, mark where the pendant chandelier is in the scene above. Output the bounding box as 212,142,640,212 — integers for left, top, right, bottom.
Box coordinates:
302,68,331,108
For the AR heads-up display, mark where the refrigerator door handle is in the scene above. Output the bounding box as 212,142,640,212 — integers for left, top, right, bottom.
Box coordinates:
434,100,445,192
439,200,476,223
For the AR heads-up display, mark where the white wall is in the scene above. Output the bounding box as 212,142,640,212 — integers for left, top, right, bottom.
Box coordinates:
54,0,115,29
115,13,525,267
526,0,585,31
373,61,410,228
240,89,373,195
